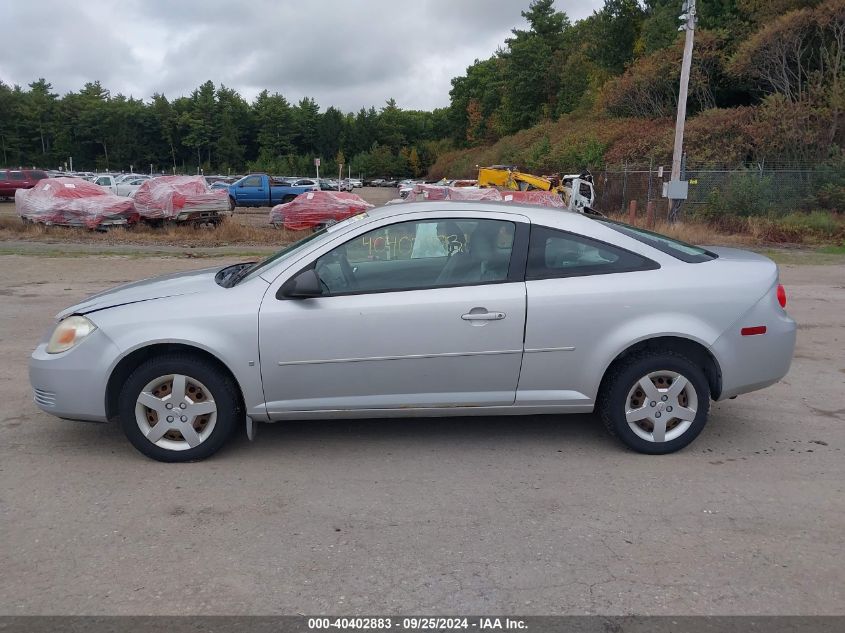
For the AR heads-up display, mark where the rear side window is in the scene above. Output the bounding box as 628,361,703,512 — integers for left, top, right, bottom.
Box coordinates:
28,171,48,180
526,226,658,280
9,171,25,181
594,217,717,263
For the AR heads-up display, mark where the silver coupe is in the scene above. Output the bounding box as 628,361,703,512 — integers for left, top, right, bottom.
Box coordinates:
29,202,796,461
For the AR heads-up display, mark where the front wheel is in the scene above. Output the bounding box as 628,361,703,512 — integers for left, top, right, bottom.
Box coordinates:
598,351,710,454
118,354,241,462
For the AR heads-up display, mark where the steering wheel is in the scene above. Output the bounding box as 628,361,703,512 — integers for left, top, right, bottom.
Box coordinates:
317,250,358,291
337,254,358,290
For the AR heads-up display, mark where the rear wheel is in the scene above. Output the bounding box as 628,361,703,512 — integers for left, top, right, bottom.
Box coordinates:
281,194,297,203
118,355,240,462
599,351,710,454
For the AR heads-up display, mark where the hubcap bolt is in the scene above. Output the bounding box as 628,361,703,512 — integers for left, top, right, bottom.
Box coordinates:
667,406,673,412
661,395,668,401
165,403,173,409
181,416,188,422
650,401,656,407
179,403,186,409
655,412,662,418
166,416,174,423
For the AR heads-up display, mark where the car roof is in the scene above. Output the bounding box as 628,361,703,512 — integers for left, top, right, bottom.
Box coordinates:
368,199,592,228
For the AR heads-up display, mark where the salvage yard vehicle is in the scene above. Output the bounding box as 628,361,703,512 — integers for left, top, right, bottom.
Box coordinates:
115,173,151,183
29,201,796,462
0,168,48,199
269,190,374,231
133,175,230,225
478,165,596,213
93,174,147,197
16,177,138,229
226,173,317,209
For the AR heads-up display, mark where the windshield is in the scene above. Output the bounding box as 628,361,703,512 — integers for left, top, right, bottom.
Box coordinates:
229,212,370,286
593,217,717,263
233,228,328,285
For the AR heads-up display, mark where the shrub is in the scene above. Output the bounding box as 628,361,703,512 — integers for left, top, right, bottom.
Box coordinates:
809,156,845,211
701,171,779,217
778,210,843,237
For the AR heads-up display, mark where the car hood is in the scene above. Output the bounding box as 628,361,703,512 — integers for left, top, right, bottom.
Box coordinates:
56,265,223,319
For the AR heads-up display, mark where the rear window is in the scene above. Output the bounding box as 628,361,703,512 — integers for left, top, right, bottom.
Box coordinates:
28,170,48,180
594,217,717,263
527,226,658,280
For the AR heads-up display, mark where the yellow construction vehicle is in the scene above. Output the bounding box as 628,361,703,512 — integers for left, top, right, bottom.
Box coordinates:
478,165,559,192
477,165,596,213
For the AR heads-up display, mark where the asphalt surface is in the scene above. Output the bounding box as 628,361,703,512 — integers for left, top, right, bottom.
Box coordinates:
0,255,843,615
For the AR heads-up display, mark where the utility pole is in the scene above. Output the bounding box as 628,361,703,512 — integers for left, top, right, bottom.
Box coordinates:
667,0,696,222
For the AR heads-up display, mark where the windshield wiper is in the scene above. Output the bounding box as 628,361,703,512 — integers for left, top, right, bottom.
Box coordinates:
215,262,256,288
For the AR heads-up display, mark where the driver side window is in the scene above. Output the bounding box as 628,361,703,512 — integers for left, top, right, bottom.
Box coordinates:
315,218,516,295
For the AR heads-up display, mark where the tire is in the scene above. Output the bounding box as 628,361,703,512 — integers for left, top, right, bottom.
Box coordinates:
281,194,297,204
228,196,236,212
598,351,710,454
118,354,241,462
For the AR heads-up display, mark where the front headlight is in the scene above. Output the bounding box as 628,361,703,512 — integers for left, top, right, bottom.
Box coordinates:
46,315,97,354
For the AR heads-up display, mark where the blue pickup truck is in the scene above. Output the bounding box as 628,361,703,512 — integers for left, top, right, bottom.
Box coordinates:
226,173,317,208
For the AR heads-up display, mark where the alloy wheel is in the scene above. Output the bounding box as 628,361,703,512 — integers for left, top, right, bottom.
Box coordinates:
625,370,698,443
134,374,217,451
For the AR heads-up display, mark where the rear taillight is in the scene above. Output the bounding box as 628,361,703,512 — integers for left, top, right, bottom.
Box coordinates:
776,283,787,308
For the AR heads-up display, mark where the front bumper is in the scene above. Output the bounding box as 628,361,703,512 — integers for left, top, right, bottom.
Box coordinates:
29,328,121,422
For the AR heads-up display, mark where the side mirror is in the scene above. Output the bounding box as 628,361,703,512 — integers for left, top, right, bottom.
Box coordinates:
277,268,323,299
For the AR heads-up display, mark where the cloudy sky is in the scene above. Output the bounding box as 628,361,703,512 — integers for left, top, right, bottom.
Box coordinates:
2,0,603,112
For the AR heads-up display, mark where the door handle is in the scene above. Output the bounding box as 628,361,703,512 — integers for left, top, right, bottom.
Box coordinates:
461,311,506,321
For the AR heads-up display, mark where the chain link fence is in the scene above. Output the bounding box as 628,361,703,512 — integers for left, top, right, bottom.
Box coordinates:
592,162,829,218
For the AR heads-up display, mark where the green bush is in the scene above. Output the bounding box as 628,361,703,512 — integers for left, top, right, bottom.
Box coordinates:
808,157,845,211
702,171,779,217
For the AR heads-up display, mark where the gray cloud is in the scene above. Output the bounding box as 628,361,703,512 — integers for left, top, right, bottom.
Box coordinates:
1,0,603,112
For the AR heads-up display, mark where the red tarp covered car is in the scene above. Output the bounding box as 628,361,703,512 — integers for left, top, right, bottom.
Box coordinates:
133,176,230,222
15,177,138,229
394,184,564,207
270,191,374,231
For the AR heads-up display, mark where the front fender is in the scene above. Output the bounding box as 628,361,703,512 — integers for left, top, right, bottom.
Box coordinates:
90,282,267,420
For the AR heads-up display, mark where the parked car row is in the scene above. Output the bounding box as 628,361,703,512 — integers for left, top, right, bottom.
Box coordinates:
16,175,230,229
91,174,151,197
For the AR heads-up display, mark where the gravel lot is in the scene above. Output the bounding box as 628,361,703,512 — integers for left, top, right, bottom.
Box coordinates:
0,254,843,615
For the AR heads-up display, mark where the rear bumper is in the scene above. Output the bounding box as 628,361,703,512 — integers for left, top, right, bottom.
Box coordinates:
711,309,797,400
29,329,119,422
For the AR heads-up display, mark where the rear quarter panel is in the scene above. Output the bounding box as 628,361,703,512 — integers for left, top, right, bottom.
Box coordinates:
518,254,780,405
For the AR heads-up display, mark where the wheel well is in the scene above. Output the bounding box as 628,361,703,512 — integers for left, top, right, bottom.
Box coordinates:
599,336,722,400
104,343,244,421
